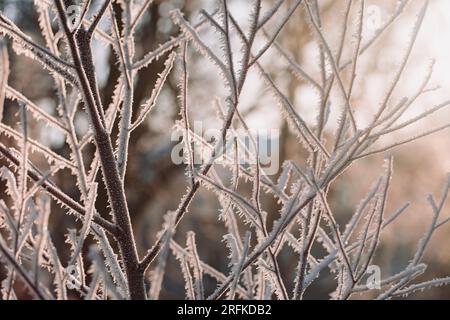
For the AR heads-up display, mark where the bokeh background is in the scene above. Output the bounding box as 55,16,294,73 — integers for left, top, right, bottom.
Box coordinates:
0,0,449,299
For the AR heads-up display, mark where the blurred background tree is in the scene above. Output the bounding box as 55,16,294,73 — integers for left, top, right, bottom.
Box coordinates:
1,0,449,299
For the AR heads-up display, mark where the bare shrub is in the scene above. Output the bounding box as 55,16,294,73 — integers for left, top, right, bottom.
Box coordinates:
0,0,449,300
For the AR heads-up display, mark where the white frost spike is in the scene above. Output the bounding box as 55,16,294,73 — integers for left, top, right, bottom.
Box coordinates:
0,166,20,203
171,10,233,90
68,182,98,266
148,211,176,300
0,40,8,123
228,231,251,300
5,86,67,132
0,123,74,170
46,233,68,300
186,231,204,300
172,240,196,300
130,52,176,131
87,246,126,300
91,225,129,299
0,14,78,85
277,161,292,193
223,233,240,269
